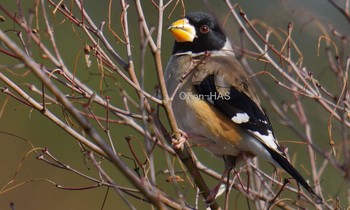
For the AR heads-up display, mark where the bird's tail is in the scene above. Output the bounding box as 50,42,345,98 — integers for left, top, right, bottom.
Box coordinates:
263,144,323,204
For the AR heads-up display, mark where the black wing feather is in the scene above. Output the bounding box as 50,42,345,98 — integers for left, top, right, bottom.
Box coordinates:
194,75,272,135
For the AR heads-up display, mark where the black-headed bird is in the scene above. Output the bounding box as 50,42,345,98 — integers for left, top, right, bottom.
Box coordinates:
165,11,322,203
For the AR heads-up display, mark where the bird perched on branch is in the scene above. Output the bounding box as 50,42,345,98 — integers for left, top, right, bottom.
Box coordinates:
165,11,322,204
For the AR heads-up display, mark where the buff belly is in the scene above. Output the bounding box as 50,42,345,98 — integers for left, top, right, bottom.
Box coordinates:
173,91,244,156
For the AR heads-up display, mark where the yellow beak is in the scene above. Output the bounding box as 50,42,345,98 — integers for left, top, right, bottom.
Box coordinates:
168,18,196,42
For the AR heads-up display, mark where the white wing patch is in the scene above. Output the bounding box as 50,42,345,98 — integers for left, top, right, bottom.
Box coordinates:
231,113,250,124
249,130,278,150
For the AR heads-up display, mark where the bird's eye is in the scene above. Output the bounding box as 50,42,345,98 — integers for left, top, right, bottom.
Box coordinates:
199,25,210,34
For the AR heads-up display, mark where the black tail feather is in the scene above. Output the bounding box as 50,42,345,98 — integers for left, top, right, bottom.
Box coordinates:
263,145,323,204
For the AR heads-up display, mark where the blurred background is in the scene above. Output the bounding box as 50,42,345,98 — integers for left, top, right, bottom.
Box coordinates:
0,0,349,209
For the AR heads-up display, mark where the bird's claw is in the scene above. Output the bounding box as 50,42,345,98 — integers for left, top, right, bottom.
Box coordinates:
171,129,188,150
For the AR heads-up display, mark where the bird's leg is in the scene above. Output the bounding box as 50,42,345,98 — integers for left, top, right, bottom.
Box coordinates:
206,156,236,204
171,129,188,150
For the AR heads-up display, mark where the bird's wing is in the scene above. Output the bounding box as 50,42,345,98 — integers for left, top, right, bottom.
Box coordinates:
192,55,282,153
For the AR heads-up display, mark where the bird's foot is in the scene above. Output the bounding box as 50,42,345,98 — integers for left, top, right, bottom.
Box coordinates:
171,129,188,150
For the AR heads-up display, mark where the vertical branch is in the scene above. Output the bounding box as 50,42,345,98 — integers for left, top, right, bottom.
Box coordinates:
40,0,65,70
120,0,139,88
151,0,186,204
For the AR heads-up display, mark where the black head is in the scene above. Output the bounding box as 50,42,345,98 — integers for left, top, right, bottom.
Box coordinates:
169,11,227,54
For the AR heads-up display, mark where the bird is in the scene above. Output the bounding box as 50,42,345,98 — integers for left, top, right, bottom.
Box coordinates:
165,11,322,204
